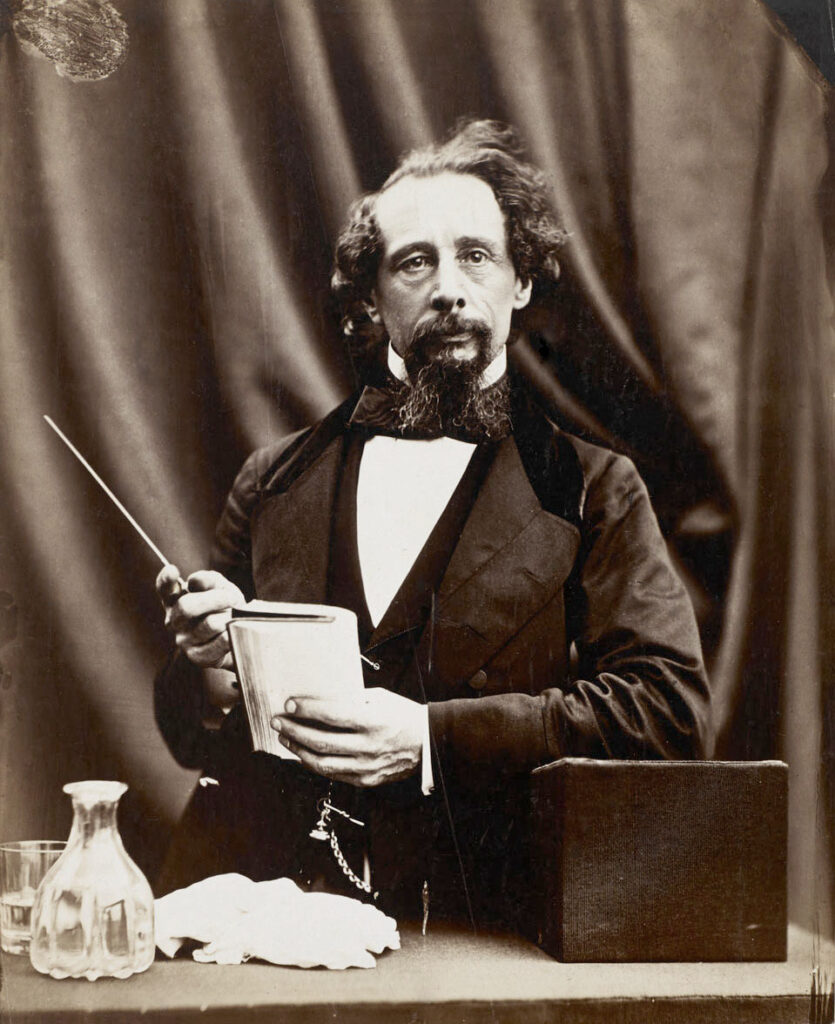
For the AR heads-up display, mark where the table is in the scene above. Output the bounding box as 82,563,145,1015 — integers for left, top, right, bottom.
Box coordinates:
0,923,825,1024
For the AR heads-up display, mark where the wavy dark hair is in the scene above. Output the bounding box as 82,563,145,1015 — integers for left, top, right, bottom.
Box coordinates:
331,119,566,360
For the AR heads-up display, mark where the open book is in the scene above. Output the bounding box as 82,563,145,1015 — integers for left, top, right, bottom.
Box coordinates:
227,601,365,760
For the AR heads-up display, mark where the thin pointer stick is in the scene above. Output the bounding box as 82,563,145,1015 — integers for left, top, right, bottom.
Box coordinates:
44,417,380,648
43,416,183,585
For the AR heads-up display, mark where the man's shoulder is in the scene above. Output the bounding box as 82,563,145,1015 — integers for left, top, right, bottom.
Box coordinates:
551,425,661,539
231,394,358,501
512,395,637,527
240,426,315,482
557,427,640,490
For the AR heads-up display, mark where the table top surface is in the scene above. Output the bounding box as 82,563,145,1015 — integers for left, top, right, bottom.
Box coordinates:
0,922,828,1023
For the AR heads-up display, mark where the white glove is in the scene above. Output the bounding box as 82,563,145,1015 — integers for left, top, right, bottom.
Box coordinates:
155,874,400,970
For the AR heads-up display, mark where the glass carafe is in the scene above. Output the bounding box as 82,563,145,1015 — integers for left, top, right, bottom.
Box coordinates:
29,781,155,980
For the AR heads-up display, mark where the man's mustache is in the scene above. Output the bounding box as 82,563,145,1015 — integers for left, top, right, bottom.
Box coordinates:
410,313,492,350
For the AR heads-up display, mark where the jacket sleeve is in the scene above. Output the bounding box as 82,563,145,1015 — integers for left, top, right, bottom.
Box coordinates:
427,452,712,782
153,448,265,772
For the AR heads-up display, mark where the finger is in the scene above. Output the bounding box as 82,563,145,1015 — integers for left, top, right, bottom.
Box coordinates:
284,696,369,730
198,610,235,640
171,610,234,647
285,745,369,784
156,564,183,605
324,769,384,788
273,717,366,756
279,739,391,787
178,622,229,654
167,591,237,630
175,622,225,651
287,740,418,787
183,632,233,669
178,588,240,619
187,570,243,599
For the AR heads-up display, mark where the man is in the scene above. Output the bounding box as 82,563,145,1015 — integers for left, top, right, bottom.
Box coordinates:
155,120,710,929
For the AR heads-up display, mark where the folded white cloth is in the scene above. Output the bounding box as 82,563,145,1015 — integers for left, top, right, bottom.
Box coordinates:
155,874,400,969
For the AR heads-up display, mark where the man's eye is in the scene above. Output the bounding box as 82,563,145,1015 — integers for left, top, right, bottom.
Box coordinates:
398,254,429,272
463,250,490,265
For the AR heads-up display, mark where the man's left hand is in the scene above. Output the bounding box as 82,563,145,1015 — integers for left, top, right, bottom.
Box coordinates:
271,689,424,787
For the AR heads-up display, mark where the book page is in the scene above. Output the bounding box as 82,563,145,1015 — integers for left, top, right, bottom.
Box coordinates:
227,603,365,759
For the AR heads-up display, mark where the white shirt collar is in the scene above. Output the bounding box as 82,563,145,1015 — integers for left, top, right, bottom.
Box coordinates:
387,343,507,389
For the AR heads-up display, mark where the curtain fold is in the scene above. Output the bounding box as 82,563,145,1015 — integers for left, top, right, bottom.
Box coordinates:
1,0,831,930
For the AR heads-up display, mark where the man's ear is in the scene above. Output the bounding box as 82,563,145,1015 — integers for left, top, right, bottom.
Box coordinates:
364,292,382,325
513,277,533,310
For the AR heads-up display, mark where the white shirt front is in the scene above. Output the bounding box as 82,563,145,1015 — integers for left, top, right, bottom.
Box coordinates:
357,437,475,626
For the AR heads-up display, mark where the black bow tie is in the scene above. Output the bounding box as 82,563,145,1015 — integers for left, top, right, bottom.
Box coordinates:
347,380,511,444
348,384,427,437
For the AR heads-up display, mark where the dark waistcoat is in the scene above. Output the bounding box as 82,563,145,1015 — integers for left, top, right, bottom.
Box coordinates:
322,429,500,917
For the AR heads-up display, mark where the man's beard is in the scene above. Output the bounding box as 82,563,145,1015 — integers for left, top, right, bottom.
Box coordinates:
392,314,512,442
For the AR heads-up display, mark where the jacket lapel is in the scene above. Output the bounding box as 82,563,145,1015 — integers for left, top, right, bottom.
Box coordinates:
427,436,581,688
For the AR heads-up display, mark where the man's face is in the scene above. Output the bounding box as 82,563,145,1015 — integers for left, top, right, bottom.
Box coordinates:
368,172,532,369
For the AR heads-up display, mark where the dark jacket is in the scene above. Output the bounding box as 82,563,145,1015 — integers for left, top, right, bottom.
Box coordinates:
155,385,710,925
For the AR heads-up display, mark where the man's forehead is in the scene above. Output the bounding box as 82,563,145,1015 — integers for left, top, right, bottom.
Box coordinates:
374,172,507,251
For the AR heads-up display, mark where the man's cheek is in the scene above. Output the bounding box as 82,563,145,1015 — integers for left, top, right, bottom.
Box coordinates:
385,316,414,354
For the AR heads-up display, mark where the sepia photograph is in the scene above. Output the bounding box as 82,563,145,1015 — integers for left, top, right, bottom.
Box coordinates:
0,0,833,1019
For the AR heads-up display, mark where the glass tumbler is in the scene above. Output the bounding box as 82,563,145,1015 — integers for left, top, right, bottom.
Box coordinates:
0,841,66,954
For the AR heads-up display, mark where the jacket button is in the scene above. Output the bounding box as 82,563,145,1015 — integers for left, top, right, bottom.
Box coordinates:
467,669,488,691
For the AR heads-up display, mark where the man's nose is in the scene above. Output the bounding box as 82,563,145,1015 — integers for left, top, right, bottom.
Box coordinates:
430,257,466,312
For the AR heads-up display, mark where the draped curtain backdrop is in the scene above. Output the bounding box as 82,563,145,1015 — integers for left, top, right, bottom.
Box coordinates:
1,0,832,933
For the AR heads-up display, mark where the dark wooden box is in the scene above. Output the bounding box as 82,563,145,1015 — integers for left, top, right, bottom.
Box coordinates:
531,759,787,963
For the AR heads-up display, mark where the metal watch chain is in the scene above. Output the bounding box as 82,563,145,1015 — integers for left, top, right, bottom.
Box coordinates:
309,783,378,900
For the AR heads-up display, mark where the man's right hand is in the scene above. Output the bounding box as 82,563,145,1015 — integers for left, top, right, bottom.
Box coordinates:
156,565,245,670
